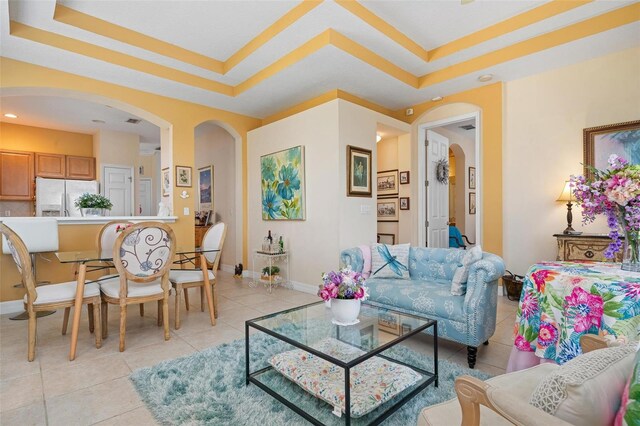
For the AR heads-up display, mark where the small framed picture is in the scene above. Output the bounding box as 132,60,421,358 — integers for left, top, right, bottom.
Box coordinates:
175,166,192,187
468,167,476,189
399,197,410,210
377,198,398,222
161,168,170,197
347,145,372,197
198,165,213,211
377,233,395,245
469,192,476,215
377,169,398,197
399,171,410,184
378,311,401,335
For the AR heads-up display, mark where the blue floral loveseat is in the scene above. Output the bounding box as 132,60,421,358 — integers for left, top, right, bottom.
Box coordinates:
340,246,505,368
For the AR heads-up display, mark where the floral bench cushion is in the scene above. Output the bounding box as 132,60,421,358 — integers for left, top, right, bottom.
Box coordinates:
269,338,421,418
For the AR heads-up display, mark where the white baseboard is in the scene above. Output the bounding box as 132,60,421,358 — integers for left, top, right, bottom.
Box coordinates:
242,270,316,295
0,299,23,315
220,264,235,274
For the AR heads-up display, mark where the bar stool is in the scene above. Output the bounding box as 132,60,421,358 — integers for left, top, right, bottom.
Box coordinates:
1,218,59,320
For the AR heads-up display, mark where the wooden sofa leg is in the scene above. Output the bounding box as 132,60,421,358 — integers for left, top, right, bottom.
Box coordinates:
467,346,477,369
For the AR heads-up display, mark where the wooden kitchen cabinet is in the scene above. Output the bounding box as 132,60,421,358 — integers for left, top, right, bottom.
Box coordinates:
0,150,35,200
35,152,66,178
66,155,95,180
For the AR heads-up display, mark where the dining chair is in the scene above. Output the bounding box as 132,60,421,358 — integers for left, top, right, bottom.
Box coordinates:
0,223,102,361
99,222,176,351
169,222,226,329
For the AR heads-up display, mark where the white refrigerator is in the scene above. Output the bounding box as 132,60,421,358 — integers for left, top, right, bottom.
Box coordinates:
35,177,100,217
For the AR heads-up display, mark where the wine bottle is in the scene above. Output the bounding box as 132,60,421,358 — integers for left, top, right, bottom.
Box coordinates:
267,230,273,244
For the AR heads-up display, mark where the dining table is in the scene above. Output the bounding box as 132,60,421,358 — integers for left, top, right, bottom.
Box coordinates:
507,260,640,372
55,247,219,361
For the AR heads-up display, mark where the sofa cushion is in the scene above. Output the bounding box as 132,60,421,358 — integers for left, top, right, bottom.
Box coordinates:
366,278,464,320
529,344,636,426
371,243,410,279
408,247,466,282
451,245,483,296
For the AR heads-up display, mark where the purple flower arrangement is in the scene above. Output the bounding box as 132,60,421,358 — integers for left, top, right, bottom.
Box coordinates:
571,155,640,266
318,267,369,301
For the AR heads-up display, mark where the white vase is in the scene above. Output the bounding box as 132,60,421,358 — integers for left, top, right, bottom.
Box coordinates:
330,299,361,326
324,299,331,308
81,208,104,217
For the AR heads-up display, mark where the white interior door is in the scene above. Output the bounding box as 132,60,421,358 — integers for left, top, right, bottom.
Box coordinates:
103,166,133,216
139,178,152,216
426,130,450,247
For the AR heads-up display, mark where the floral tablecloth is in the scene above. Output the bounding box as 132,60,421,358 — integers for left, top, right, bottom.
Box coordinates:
507,261,639,372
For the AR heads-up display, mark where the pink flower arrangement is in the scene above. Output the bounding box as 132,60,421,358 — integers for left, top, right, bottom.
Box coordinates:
318,267,368,301
115,224,133,233
571,154,640,260
564,286,603,333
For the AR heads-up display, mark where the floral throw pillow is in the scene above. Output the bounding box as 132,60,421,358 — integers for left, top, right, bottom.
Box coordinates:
370,243,410,279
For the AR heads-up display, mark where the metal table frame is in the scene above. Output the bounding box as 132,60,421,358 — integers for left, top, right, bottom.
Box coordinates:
245,302,438,425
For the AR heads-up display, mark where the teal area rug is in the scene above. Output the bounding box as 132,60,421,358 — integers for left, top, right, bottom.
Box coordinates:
130,332,490,425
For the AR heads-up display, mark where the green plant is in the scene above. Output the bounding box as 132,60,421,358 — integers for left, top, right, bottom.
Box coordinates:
262,266,280,276
74,193,113,210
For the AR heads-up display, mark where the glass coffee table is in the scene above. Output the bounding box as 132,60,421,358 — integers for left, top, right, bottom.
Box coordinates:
245,301,438,425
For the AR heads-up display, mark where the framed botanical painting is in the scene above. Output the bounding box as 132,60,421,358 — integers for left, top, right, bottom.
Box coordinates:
469,192,476,215
584,120,640,178
377,198,398,222
399,197,410,210
175,166,192,187
161,167,170,197
347,145,372,197
198,165,213,211
399,171,410,184
378,311,400,335
261,145,305,220
377,169,398,197
468,167,476,189
377,233,395,245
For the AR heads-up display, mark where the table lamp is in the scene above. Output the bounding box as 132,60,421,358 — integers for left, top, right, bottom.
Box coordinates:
557,181,581,235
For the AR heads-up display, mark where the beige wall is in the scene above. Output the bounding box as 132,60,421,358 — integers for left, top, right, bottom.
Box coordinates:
503,47,640,274
194,123,237,269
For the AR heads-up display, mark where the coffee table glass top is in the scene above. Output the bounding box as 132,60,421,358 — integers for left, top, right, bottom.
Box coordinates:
247,301,435,366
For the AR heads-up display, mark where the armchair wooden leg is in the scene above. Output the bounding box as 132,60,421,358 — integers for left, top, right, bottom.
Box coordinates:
119,305,127,352
162,296,170,341
213,282,218,319
101,301,108,339
467,346,478,369
27,310,37,362
455,376,492,426
174,285,182,330
62,307,70,335
93,300,102,349
183,288,190,311
200,287,205,312
139,303,144,317
87,304,95,334
157,300,162,326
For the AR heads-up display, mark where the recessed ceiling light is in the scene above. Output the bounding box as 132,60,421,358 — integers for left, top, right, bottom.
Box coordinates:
91,119,106,124
3,113,18,119
376,133,382,143
431,96,443,102
478,74,493,82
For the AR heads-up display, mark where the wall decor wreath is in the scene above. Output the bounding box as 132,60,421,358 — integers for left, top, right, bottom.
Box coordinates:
435,159,449,184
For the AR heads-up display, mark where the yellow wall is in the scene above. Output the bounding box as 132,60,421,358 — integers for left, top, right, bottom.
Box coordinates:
0,122,93,156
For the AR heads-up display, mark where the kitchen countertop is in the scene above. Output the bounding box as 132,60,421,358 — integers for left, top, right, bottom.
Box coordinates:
0,216,178,225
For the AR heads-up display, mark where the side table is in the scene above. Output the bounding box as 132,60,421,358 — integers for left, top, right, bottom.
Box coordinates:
250,251,290,293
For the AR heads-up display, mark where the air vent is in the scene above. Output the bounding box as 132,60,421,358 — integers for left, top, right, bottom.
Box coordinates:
126,118,141,124
459,124,475,130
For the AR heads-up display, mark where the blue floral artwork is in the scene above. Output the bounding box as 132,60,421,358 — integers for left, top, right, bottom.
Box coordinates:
261,146,305,220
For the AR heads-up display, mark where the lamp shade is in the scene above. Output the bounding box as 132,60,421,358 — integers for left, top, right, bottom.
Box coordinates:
556,181,573,202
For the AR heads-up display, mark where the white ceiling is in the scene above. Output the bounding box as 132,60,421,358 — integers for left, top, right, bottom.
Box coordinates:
0,0,638,119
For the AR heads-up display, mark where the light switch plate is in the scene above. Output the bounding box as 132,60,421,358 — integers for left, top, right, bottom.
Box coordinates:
360,205,371,214
183,207,190,216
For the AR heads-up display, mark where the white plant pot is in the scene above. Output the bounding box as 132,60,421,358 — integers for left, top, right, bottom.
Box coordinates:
81,208,104,217
330,299,361,326
324,299,331,308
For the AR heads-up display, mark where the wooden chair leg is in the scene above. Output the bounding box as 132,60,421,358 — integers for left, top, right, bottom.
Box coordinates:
174,285,182,330
162,296,170,341
139,303,144,317
93,300,102,349
119,304,127,352
213,281,219,319
157,300,162,326
27,310,37,362
183,288,190,311
87,304,95,334
200,287,205,312
62,307,71,335
101,300,109,339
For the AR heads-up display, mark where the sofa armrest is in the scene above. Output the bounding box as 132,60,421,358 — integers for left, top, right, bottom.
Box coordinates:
340,247,364,273
455,375,572,426
468,253,505,283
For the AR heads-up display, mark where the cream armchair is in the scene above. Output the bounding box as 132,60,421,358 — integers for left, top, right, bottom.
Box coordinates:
418,335,609,426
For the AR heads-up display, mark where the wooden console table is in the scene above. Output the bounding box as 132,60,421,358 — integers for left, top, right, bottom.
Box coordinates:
554,233,622,262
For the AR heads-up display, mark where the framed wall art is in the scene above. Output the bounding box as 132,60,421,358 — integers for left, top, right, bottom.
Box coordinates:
347,145,372,197
468,166,476,189
399,171,410,184
175,166,192,187
198,165,213,211
377,169,398,197
399,197,410,210
261,145,306,220
161,167,170,197
377,198,398,222
583,120,640,178
469,192,476,215
377,233,395,245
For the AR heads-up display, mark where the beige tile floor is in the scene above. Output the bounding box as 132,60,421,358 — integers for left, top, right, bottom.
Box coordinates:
0,272,519,425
